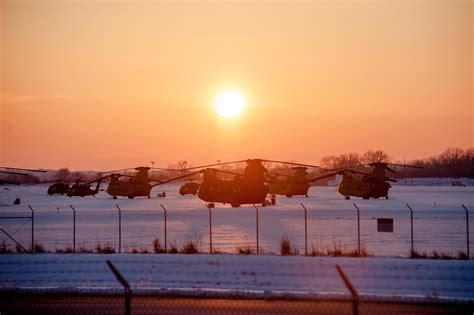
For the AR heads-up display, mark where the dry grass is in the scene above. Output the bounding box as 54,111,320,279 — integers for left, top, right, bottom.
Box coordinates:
179,236,201,254
152,238,166,254
94,241,115,254
280,235,299,256
236,245,253,255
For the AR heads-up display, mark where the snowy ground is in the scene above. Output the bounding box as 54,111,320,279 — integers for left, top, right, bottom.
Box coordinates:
0,184,473,257
1,253,474,304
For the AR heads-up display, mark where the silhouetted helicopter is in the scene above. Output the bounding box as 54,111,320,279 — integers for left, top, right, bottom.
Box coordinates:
267,167,314,197
327,162,424,199
47,181,70,195
155,159,320,207
67,178,103,197
0,167,46,185
179,181,201,195
99,166,185,199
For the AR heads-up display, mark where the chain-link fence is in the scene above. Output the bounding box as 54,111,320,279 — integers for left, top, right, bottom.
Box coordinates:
1,203,472,258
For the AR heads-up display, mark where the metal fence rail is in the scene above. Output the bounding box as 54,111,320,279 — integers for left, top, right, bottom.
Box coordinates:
0,203,472,258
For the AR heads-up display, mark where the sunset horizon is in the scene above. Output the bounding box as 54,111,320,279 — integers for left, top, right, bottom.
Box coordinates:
1,1,472,170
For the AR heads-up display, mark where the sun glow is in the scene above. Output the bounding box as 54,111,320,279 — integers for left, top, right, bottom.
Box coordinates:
214,90,246,118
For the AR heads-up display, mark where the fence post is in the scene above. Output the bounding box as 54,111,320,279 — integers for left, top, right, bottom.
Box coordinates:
160,204,167,252
352,204,360,255
407,204,414,256
106,260,131,315
115,205,122,254
301,203,308,256
336,264,359,315
462,205,470,258
207,204,212,254
28,205,34,253
253,205,259,254
69,205,77,253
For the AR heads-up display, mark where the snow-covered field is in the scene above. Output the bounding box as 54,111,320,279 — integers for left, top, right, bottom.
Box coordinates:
0,184,473,257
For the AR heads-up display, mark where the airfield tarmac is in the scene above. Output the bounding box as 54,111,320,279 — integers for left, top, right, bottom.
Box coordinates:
0,184,473,257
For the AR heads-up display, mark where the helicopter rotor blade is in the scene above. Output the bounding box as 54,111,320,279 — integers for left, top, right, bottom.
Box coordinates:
386,163,425,169
0,179,22,185
150,167,191,172
1,167,47,173
0,170,30,176
307,172,340,183
181,160,248,171
151,170,204,187
319,164,368,173
211,169,244,177
261,159,320,169
98,168,137,175
112,173,136,179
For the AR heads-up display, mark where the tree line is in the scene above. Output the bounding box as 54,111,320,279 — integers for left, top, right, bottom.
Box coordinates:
1,147,472,184
319,148,473,178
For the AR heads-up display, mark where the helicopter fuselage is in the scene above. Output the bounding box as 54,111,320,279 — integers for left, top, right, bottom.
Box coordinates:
198,178,269,207
67,182,101,197
268,182,310,197
338,177,391,199
107,180,152,199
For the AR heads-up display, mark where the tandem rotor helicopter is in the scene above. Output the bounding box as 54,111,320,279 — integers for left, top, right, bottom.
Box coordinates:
153,159,330,207
321,162,424,200
266,166,325,198
98,166,189,199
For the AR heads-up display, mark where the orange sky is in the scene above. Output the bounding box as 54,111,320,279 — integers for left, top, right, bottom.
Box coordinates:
1,1,472,170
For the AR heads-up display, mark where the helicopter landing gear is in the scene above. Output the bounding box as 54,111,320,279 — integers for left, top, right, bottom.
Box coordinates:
207,202,215,208
113,196,117,199
345,196,350,200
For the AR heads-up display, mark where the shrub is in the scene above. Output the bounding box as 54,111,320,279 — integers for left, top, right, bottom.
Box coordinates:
441,253,453,260
168,242,178,254
212,247,222,254
410,249,427,259
326,241,343,257
180,236,201,254
16,244,25,253
348,246,370,257
30,242,46,253
78,245,92,253
152,238,166,254
236,245,253,255
0,241,14,254
280,236,298,256
55,246,74,253
458,251,469,260
95,242,115,254
137,247,149,254
309,244,324,256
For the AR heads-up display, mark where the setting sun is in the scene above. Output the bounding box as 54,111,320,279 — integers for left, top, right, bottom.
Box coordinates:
214,90,246,118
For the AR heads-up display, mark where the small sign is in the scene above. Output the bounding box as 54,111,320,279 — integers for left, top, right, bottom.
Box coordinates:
377,218,394,233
